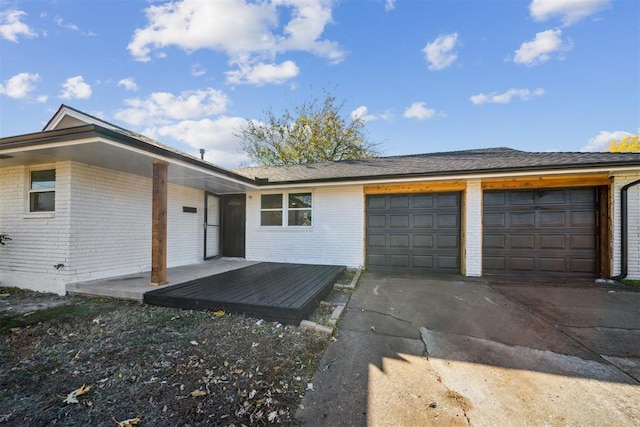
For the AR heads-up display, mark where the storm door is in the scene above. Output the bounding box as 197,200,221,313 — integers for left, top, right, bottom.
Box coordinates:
204,193,220,259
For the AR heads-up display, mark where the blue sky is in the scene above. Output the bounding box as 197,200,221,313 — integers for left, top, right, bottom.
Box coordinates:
1,0,638,167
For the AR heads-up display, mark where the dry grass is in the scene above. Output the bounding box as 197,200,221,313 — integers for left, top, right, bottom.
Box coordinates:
0,288,328,426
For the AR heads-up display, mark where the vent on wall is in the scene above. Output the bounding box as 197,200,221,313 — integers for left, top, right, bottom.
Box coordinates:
183,206,197,213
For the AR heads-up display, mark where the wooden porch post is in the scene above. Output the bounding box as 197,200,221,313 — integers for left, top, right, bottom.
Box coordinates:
150,160,168,286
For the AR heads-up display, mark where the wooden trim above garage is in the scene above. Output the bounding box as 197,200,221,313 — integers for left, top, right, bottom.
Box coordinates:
364,180,466,194
481,173,611,190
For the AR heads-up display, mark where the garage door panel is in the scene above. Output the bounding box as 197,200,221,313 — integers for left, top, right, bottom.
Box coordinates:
436,193,460,207
368,234,386,247
367,192,460,273
389,235,409,248
571,235,596,250
368,196,386,209
367,215,386,228
571,211,596,227
571,258,597,273
437,213,459,228
510,257,535,271
540,235,565,249
413,255,434,268
390,196,410,209
510,212,535,227
539,211,566,227
413,235,434,248
484,213,506,227
413,194,434,208
539,257,566,272
509,191,535,205
437,235,458,249
484,234,506,249
483,188,598,277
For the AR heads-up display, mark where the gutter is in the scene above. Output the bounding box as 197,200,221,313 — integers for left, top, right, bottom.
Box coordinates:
611,178,640,281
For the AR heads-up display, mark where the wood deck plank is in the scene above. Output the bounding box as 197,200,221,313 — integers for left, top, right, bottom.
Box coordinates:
143,262,345,324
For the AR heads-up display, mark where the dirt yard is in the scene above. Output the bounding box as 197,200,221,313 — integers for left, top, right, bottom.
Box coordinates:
0,286,331,426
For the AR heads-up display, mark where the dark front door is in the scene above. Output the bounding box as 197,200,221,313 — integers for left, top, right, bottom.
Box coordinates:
221,194,246,257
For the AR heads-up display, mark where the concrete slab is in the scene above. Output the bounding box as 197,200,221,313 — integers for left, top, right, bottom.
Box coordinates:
297,272,640,426
422,328,640,426
66,258,258,301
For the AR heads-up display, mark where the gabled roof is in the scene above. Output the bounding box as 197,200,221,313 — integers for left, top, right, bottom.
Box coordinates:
235,147,640,184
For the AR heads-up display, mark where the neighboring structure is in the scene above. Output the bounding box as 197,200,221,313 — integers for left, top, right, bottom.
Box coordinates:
1,105,639,295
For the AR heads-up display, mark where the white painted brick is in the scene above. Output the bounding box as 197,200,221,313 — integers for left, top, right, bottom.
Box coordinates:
611,173,640,280
465,180,482,276
245,186,364,268
1,161,206,294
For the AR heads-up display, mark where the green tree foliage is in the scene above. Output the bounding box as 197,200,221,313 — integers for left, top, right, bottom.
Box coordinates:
238,95,379,166
609,134,640,152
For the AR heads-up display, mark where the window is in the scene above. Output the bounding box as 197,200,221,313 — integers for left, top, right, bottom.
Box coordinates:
288,193,312,226
260,194,283,226
29,169,55,212
260,192,312,227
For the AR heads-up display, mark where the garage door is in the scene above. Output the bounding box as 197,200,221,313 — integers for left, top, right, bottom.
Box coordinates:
483,188,599,277
366,193,460,273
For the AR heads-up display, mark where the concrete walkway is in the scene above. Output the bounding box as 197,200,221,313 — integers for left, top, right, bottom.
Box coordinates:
297,273,640,426
66,258,257,301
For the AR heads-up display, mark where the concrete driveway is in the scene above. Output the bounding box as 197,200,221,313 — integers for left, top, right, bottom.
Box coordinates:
297,272,640,426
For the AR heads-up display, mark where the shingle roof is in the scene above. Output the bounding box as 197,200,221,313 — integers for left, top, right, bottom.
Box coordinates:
234,147,640,184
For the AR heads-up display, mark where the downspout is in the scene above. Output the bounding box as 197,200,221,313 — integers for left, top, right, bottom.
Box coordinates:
611,178,640,281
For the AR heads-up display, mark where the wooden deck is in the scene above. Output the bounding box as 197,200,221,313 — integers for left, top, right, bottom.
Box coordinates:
143,262,345,325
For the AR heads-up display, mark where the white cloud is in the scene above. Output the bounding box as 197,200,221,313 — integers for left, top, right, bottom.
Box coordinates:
226,60,299,85
0,10,37,42
36,95,48,103
350,105,392,122
403,102,436,120
54,16,79,31
0,72,40,99
513,29,571,66
529,0,610,26
470,88,545,105
423,33,459,71
150,116,250,167
191,64,206,77
127,0,345,71
114,88,229,126
118,77,138,91
60,76,92,100
580,130,632,152
385,0,396,12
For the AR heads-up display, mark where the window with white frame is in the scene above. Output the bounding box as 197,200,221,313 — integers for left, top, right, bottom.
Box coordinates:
260,192,312,227
29,169,56,212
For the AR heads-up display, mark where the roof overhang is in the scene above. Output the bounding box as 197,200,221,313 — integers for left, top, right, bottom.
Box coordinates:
0,125,257,194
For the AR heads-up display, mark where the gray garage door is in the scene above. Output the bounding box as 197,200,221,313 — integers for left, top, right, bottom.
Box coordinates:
483,188,599,277
366,193,461,273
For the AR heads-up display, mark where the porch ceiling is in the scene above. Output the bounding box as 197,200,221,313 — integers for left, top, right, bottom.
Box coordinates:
0,135,255,195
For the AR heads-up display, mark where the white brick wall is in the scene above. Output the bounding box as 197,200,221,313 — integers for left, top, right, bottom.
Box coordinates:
0,161,205,294
0,162,72,294
464,180,483,276
611,173,640,279
245,186,364,268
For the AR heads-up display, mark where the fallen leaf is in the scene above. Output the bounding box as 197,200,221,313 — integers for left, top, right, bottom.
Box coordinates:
114,416,142,426
268,411,278,422
0,293,10,297
23,311,36,317
62,384,91,404
190,340,198,346
191,390,207,397
213,310,225,317
73,351,81,360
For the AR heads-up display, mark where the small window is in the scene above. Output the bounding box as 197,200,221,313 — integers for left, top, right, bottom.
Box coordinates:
288,193,312,226
260,194,283,226
29,169,56,212
260,192,312,227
